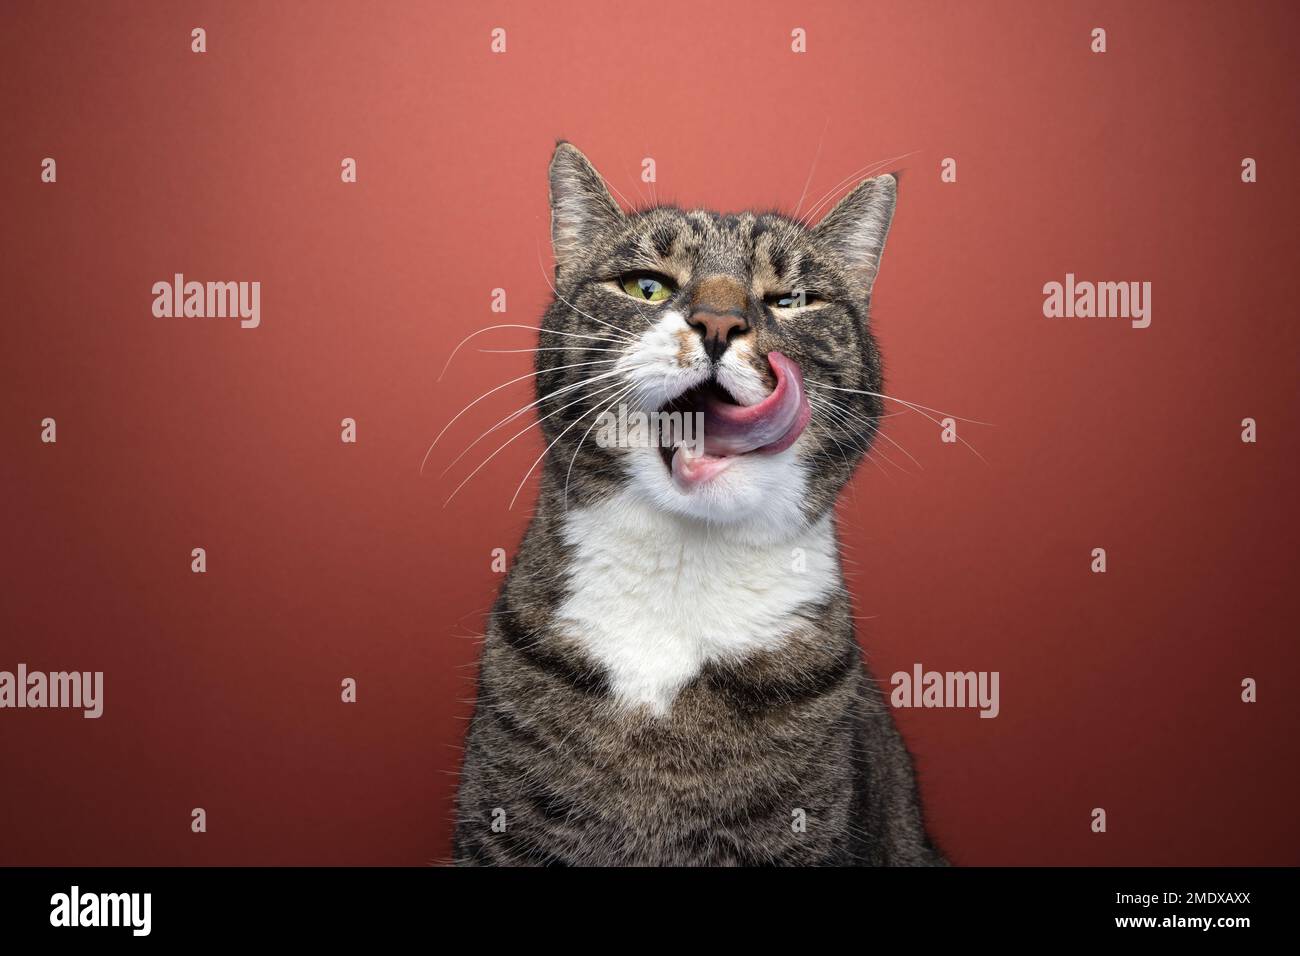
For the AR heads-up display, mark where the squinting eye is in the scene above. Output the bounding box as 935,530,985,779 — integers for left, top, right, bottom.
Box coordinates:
767,290,821,309
620,273,675,303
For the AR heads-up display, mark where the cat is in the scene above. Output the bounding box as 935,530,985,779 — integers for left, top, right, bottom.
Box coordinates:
451,142,945,866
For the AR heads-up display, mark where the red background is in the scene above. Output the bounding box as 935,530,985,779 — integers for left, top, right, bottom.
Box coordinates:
2,1,1297,866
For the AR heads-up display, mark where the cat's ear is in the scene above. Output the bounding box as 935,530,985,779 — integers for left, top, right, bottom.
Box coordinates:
811,173,897,295
549,142,623,276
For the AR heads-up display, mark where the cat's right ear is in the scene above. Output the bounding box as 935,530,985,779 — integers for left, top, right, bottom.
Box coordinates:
811,173,897,296
549,142,623,277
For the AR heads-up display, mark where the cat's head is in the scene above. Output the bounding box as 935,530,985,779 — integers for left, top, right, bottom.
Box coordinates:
536,142,895,543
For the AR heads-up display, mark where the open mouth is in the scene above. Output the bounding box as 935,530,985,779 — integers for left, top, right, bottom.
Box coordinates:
658,351,812,492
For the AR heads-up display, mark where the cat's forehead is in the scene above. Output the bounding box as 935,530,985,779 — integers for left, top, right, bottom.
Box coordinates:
618,207,816,279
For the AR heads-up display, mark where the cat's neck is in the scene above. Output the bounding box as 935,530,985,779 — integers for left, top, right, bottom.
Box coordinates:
547,488,843,715
557,488,836,561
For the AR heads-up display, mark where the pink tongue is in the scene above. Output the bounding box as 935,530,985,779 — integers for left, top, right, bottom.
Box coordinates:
699,351,811,456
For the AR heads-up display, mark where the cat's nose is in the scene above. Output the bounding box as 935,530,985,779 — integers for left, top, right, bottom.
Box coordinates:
687,311,749,362
688,275,751,361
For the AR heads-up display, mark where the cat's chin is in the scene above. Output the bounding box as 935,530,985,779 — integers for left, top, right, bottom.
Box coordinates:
625,440,813,542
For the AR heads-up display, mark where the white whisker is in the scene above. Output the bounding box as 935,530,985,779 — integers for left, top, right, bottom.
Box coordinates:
445,377,633,507
510,382,636,512
437,323,626,381
602,175,637,212
478,346,626,354
441,363,651,477
561,382,640,510
797,149,921,226
420,358,623,475
534,244,641,343
809,392,923,473
792,116,831,219
808,394,908,475
806,381,994,426
807,381,991,464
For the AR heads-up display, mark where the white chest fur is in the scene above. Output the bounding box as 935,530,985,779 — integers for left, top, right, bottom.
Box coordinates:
555,492,841,715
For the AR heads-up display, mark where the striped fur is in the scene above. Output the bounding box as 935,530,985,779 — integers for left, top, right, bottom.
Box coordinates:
452,143,944,866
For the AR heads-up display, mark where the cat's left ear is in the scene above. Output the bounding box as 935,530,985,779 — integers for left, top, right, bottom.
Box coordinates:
549,141,623,278
811,173,897,295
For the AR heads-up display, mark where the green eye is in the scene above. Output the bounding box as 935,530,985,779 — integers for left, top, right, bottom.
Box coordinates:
620,274,675,302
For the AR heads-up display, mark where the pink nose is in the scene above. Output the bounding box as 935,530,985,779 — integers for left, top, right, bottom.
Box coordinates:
687,310,748,360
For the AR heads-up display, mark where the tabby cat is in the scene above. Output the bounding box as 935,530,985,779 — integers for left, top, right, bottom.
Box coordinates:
451,142,944,866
